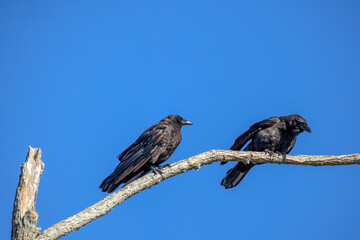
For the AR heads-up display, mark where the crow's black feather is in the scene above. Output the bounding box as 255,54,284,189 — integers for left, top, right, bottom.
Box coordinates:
221,114,311,189
100,114,193,193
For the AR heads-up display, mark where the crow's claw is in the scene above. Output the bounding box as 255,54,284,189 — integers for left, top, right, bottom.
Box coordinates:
264,149,275,157
275,151,286,160
151,166,165,178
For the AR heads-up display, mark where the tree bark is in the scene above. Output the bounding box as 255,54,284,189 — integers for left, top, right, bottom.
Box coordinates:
12,147,44,240
12,147,360,240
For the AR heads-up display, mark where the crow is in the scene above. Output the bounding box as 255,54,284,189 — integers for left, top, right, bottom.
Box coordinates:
100,114,193,193
221,114,311,189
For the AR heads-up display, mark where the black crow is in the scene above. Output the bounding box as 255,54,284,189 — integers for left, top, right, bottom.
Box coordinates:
100,114,193,193
221,114,311,189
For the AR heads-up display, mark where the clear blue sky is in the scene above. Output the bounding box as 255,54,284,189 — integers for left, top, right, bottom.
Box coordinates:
1,1,359,239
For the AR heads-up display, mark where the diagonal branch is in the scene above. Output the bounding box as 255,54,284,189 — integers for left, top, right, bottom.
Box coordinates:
35,150,360,240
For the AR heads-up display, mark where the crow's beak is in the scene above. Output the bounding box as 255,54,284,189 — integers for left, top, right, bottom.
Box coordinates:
181,119,193,125
301,124,312,133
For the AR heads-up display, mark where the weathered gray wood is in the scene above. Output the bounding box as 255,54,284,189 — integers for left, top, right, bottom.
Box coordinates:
12,146,44,240
35,150,360,240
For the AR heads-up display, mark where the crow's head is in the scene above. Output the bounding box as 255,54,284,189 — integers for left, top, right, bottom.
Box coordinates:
287,114,311,134
166,114,193,126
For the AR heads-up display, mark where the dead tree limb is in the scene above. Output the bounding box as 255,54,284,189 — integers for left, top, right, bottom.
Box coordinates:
12,147,44,240
12,147,360,240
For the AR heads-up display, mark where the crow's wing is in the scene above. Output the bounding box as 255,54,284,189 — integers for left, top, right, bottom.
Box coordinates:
220,117,280,166
99,125,166,192
230,117,280,151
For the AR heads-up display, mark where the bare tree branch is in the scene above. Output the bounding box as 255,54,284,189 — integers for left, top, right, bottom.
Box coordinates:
12,147,44,240
34,150,360,240
10,147,360,240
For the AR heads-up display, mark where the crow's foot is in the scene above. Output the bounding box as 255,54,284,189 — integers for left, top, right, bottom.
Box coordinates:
158,164,171,170
264,149,275,157
275,151,287,160
151,166,165,178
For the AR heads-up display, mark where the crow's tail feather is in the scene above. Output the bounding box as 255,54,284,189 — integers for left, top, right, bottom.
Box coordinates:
99,174,121,193
220,162,255,189
99,168,151,193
